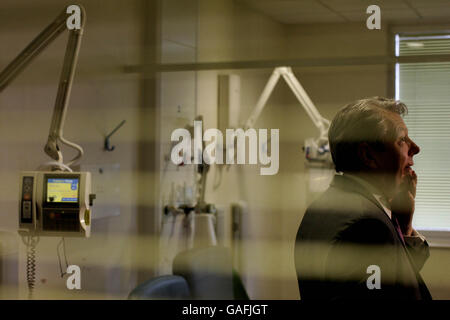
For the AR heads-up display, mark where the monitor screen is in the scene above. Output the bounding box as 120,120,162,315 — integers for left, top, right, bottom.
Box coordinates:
46,178,79,203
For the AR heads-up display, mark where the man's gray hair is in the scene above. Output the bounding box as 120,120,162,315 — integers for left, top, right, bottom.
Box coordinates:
328,97,408,173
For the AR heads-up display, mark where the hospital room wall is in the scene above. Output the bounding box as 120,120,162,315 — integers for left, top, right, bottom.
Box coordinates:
195,5,415,299
156,0,288,297
0,0,153,298
157,0,198,275
137,0,399,300
193,2,394,299
194,0,289,300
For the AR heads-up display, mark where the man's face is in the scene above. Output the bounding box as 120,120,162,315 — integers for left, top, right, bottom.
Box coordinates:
373,113,420,196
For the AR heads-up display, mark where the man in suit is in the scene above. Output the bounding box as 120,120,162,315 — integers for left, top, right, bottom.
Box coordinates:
295,97,432,300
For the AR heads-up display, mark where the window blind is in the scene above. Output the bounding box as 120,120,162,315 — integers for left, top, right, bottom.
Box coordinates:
399,35,450,56
397,34,450,231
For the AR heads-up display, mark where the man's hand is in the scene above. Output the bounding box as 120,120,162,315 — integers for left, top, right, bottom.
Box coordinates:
390,170,417,236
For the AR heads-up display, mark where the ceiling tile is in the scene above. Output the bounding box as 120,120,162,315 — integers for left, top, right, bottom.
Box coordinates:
278,13,346,24
322,0,409,11
414,7,450,19
237,0,450,24
342,8,420,22
406,0,450,8
241,0,333,15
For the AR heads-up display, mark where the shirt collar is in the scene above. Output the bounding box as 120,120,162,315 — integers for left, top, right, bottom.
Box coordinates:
344,173,392,220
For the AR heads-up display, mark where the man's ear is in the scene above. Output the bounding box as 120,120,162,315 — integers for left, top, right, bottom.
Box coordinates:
357,142,378,169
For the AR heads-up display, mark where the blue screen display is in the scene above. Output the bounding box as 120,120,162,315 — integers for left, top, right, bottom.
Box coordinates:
46,178,79,203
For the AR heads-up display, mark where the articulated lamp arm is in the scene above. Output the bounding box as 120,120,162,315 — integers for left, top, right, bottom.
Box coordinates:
280,67,330,143
244,68,283,130
244,67,330,143
0,5,86,166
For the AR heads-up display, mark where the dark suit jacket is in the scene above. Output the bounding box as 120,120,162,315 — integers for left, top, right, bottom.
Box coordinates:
295,174,432,300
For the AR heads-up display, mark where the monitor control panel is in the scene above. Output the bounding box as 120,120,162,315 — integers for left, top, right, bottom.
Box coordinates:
19,171,93,237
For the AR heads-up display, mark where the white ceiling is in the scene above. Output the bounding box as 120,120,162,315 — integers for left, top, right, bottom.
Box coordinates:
236,0,450,24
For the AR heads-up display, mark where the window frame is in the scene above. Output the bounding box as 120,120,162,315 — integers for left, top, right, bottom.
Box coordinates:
391,24,450,247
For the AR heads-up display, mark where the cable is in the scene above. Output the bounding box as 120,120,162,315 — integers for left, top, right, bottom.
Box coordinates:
59,135,84,167
213,165,223,190
21,235,40,300
36,161,73,172
57,238,69,278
